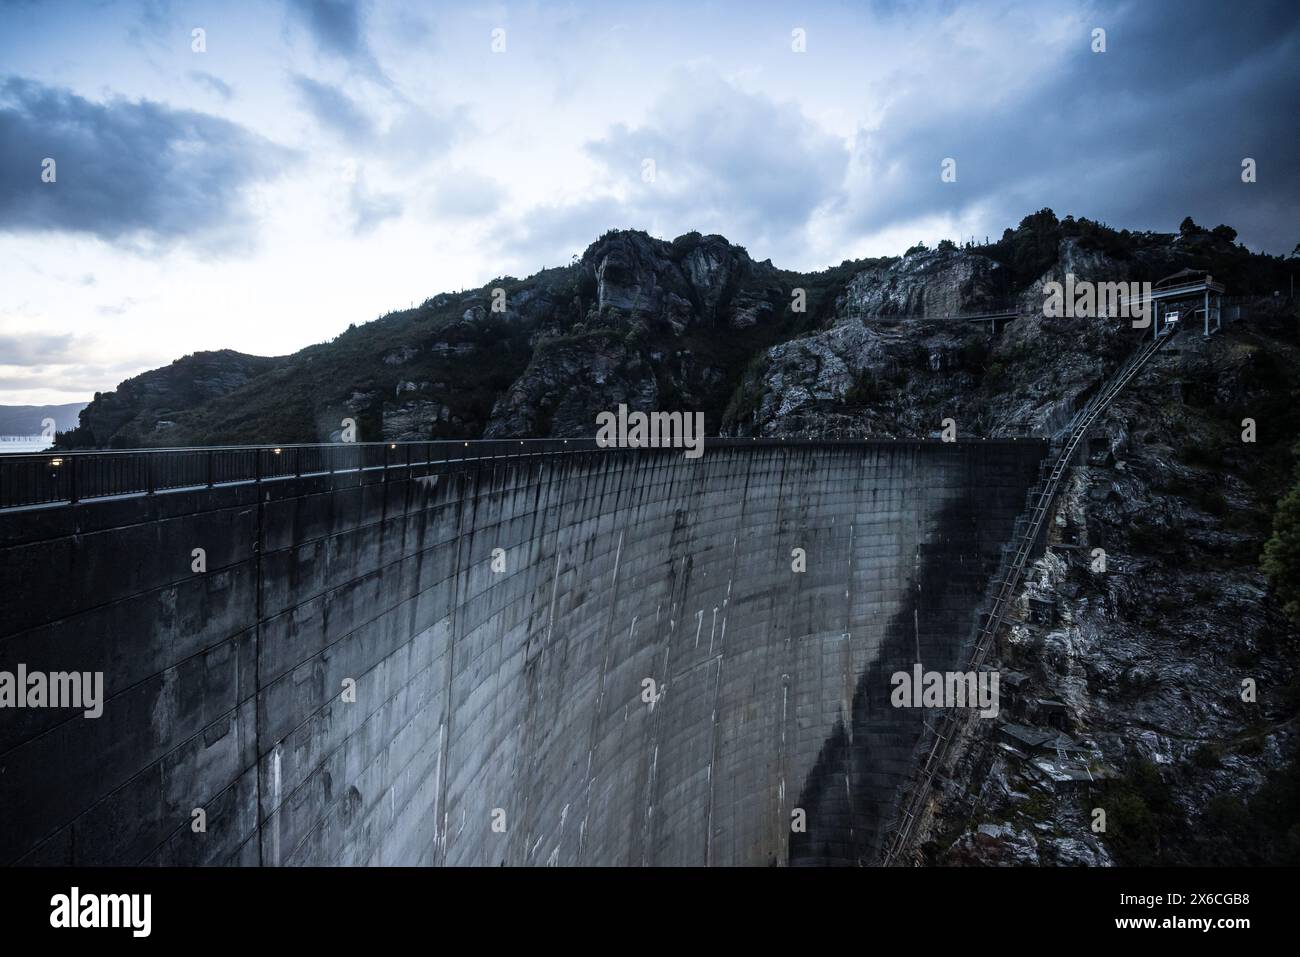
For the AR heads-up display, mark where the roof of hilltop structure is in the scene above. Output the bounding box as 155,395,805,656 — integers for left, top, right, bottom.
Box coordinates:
1156,267,1213,289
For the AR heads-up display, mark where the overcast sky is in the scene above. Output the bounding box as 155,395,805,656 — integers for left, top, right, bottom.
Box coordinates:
1,0,1297,405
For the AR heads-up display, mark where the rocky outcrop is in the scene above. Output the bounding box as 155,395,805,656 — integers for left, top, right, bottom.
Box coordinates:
60,350,286,448
576,229,787,332
484,333,663,438
738,318,984,437
839,247,1010,317
483,231,792,437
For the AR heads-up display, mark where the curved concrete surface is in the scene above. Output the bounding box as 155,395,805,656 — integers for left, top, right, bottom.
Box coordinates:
0,441,1043,865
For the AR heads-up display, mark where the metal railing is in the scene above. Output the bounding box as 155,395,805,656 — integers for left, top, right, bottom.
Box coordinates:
0,435,1037,513
846,303,1020,323
879,322,1181,865
0,439,580,511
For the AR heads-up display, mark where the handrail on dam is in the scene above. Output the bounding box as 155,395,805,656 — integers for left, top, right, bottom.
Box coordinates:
880,322,1183,865
0,435,1035,513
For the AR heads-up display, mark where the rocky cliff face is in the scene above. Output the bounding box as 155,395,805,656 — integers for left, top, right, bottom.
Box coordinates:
839,246,1011,317
915,314,1300,866
727,239,1139,439
481,231,795,437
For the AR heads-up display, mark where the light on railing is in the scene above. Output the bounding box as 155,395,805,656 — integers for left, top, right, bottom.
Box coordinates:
49,457,63,467
390,444,396,449
273,448,282,455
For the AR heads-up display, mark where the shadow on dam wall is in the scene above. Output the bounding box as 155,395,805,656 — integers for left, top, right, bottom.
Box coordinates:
787,488,1009,866
0,441,1044,866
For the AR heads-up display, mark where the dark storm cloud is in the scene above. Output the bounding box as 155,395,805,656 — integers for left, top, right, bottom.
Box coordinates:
853,0,1300,252
287,0,364,58
292,73,374,138
286,0,386,81
0,77,293,247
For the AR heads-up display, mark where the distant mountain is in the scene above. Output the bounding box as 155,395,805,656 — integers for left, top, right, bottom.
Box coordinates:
0,402,86,436
57,350,287,449
56,211,1296,449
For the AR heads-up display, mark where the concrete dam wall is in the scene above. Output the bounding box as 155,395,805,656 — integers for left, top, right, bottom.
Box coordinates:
0,440,1044,866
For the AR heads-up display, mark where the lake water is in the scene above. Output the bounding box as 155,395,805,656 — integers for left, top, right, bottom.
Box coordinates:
0,437,54,454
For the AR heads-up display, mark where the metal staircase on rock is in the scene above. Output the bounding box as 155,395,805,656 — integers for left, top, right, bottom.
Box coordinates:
880,322,1181,865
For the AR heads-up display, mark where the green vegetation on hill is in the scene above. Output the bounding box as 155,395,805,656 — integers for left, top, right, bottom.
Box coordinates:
1263,441,1300,624
973,207,1294,292
1099,751,1300,866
